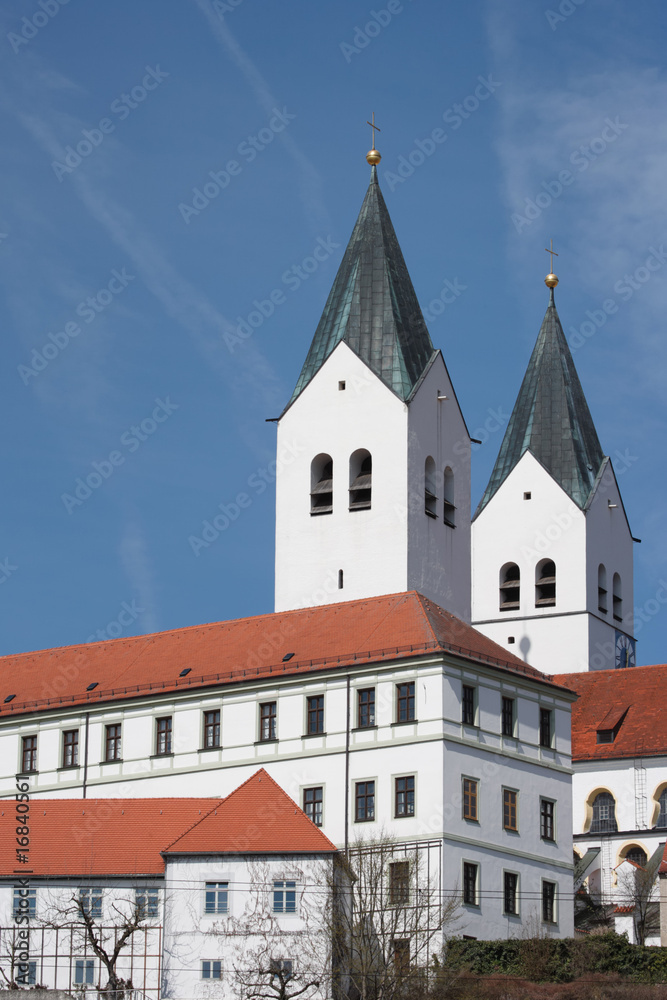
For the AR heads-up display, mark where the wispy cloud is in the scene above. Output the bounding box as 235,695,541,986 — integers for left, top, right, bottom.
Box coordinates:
119,517,159,635
193,0,330,234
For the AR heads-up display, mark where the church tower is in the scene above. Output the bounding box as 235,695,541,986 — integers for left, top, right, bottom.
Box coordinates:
275,145,471,618
471,265,636,673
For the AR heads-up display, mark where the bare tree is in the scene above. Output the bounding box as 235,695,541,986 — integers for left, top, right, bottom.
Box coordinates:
616,853,662,946
335,833,460,1000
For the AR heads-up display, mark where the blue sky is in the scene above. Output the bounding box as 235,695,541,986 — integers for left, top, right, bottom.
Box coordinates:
1,0,666,665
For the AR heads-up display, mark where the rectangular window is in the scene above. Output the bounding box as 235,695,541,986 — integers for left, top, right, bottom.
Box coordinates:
357,688,376,728
389,861,410,905
74,960,95,986
136,888,159,919
270,959,293,983
462,686,475,725
260,702,277,741
155,717,172,755
79,887,102,919
201,961,222,980
303,786,323,827
396,682,415,723
392,939,410,976
542,880,556,923
19,962,37,987
21,736,37,773
204,882,229,915
539,708,552,748
463,778,478,821
273,880,296,914
355,780,375,822
395,776,415,818
503,789,518,831
463,863,478,906
13,887,36,918
503,872,518,915
540,799,555,841
307,695,324,735
502,697,515,737
105,724,121,762
203,710,221,748
62,729,79,768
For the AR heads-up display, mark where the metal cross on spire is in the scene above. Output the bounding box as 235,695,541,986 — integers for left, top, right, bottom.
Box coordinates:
545,239,559,273
366,112,381,148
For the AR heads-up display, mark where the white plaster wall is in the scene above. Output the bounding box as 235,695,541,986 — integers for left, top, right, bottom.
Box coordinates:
406,354,471,621
585,461,636,639
163,855,333,1000
275,342,409,611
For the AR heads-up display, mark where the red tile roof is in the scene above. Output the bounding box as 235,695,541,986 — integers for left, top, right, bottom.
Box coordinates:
553,665,667,762
0,592,557,719
0,771,335,877
164,769,336,855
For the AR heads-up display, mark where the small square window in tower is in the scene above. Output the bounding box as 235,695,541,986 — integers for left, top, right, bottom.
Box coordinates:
535,560,556,607
349,450,372,510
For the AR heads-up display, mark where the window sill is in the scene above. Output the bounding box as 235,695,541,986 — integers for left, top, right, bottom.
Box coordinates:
463,817,480,824
302,732,327,739
254,738,278,746
199,745,223,753
310,510,332,516
392,719,417,727
425,509,437,519
150,753,174,759
354,817,375,823
17,771,38,777
443,520,456,529
394,813,415,820
57,766,80,772
503,827,519,835
100,758,123,765
352,725,377,732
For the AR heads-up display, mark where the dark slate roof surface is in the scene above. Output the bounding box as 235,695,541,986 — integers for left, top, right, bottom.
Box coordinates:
287,166,435,406
475,289,605,516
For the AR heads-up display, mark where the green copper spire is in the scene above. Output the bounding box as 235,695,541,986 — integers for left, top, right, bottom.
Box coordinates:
287,166,435,406
475,288,605,517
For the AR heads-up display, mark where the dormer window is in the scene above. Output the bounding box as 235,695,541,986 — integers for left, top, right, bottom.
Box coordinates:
535,560,556,607
310,454,333,515
349,450,372,510
499,563,520,611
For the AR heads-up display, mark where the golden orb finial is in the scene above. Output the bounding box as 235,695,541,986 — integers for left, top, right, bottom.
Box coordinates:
366,112,381,166
544,239,559,289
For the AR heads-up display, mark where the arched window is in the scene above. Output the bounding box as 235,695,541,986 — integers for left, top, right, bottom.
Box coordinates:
655,788,667,828
535,560,556,608
443,468,455,527
591,791,618,833
310,454,333,515
598,564,607,614
624,845,648,867
613,573,622,622
424,457,437,518
349,450,372,511
499,563,520,612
